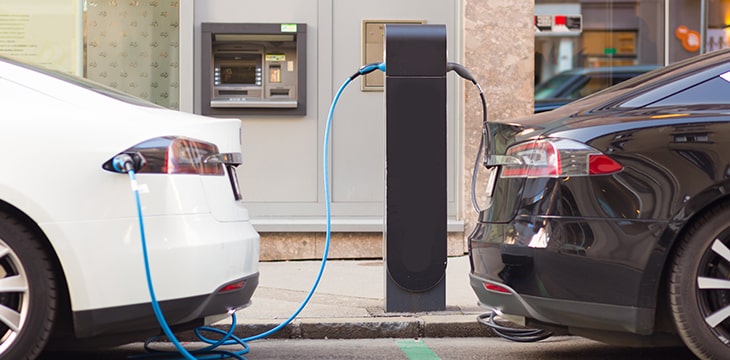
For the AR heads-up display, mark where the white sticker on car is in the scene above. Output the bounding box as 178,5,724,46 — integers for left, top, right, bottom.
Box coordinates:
721,71,730,83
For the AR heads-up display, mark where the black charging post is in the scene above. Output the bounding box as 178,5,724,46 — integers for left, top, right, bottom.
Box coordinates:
384,24,447,312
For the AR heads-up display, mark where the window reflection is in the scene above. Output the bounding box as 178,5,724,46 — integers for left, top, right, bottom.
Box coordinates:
534,0,730,105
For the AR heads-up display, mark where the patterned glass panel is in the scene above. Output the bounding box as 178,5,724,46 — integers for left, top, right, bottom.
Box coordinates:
85,0,179,109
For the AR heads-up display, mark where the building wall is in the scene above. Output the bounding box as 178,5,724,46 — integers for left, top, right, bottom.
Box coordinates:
181,0,536,260
230,0,536,260
185,0,486,260
461,0,536,255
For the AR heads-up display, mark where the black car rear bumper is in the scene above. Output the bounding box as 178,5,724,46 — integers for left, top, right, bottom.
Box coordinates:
469,216,671,335
469,272,656,335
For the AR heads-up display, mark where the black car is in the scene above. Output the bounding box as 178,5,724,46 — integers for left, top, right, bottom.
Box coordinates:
534,65,660,113
469,48,730,359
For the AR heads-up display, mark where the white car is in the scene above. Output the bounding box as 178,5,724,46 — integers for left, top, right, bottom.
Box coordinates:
0,56,260,358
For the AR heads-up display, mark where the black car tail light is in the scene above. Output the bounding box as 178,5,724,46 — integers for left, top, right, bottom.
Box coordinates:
501,138,623,178
103,136,225,176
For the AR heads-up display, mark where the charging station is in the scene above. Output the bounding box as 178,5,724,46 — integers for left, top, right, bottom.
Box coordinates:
384,24,447,312
116,20,465,359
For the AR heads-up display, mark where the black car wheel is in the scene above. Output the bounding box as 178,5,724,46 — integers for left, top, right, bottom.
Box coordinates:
670,203,730,360
0,214,57,360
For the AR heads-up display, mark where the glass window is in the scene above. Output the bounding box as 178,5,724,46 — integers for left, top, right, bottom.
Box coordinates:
0,1,180,110
84,0,180,109
0,0,180,109
649,76,730,107
534,0,730,107
0,0,82,74
534,73,575,99
569,75,606,98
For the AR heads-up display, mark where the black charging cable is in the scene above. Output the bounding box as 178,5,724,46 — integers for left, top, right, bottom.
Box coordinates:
447,62,490,213
448,64,552,343
478,310,553,342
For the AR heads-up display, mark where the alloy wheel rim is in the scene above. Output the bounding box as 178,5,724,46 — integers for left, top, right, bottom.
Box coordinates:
0,239,29,355
697,237,730,344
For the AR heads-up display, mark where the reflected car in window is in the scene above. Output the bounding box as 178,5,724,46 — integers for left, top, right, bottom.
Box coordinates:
534,65,660,113
470,48,730,360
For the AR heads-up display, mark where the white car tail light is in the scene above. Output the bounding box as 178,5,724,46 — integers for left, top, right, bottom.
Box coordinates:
161,137,224,175
501,138,623,178
103,136,245,200
103,136,226,175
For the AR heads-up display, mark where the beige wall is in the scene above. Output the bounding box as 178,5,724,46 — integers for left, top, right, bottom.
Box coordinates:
461,0,535,247
261,0,535,260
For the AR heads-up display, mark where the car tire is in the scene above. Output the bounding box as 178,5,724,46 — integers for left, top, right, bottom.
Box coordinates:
0,214,57,360
670,203,730,360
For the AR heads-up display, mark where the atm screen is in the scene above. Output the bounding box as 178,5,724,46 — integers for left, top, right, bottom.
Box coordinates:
219,64,258,84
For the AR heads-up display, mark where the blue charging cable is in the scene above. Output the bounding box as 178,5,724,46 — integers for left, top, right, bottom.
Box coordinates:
117,62,386,360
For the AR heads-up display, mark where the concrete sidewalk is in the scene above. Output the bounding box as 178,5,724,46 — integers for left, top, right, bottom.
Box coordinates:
213,256,497,339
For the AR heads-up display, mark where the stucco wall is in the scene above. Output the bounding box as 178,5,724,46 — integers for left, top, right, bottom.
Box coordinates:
461,0,535,248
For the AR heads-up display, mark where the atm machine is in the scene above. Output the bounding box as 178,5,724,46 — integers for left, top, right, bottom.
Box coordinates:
200,23,306,116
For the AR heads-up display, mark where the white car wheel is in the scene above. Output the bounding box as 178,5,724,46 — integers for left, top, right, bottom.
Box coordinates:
0,215,57,360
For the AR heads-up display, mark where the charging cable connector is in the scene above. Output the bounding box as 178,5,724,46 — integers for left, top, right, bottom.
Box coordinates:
111,152,146,173
351,62,386,80
447,62,482,91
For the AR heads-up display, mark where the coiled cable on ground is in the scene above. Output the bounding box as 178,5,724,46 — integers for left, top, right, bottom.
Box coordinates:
477,310,553,343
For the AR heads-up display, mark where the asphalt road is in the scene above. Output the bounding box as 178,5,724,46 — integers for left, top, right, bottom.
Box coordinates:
38,336,700,360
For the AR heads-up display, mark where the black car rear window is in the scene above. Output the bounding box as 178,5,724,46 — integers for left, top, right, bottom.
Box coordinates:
647,75,730,107
601,52,730,110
